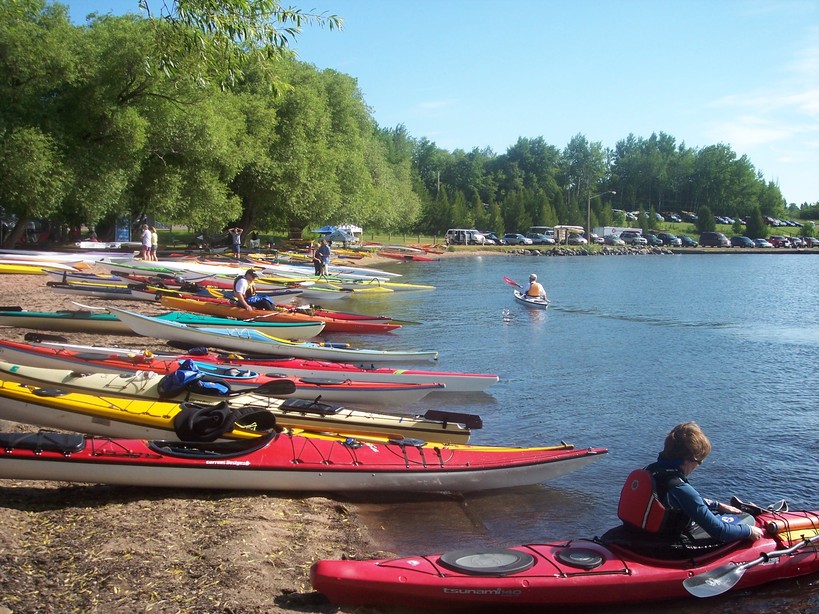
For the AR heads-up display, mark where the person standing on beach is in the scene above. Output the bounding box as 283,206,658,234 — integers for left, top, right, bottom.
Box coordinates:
312,242,323,276
316,239,331,276
229,227,244,258
139,224,151,260
149,226,158,261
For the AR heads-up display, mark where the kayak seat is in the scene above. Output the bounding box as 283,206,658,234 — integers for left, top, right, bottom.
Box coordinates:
149,431,276,458
0,431,86,454
598,524,737,560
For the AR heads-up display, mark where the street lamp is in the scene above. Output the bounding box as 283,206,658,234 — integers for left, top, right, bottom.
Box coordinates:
587,190,616,243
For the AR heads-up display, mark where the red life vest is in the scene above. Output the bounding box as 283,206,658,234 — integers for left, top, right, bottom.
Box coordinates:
617,468,685,533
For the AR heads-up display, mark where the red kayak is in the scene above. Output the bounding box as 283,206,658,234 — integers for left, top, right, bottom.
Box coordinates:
158,295,402,333
311,508,819,608
0,431,607,493
0,339,499,392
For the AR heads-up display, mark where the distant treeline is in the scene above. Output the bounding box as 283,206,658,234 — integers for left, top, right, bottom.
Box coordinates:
1,1,814,246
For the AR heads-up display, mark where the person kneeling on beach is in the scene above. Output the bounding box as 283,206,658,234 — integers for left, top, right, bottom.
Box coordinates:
233,269,273,311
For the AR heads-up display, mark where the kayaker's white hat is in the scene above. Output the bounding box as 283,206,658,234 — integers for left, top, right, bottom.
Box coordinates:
529,273,537,281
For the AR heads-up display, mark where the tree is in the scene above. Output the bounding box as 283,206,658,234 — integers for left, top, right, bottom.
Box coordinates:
137,0,342,89
0,128,70,245
696,205,716,233
745,206,766,239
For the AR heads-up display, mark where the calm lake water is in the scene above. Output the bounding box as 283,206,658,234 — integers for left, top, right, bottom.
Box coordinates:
330,251,819,613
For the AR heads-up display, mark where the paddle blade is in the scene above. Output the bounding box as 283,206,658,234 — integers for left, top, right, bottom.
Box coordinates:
683,562,743,598
502,276,522,288
254,378,297,397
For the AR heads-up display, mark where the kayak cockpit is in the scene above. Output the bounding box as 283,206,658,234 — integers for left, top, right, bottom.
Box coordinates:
148,431,277,459
0,431,85,454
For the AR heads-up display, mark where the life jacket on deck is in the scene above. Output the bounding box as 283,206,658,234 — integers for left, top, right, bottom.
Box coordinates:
617,467,689,534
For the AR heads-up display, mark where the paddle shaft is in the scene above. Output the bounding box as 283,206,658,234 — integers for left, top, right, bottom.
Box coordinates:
684,533,819,598
732,533,819,577
502,276,523,289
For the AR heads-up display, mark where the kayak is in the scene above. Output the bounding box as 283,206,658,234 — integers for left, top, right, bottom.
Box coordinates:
0,307,326,340
0,429,607,492
0,359,446,410
95,258,402,282
0,377,476,443
107,307,437,363
311,507,819,608
159,295,402,334
0,339,499,392
514,289,550,309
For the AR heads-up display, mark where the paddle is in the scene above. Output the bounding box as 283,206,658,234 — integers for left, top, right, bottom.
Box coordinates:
683,533,819,598
502,276,522,289
246,378,297,397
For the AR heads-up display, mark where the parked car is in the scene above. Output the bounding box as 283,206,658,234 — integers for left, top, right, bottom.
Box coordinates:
699,231,730,247
525,232,555,245
603,234,625,246
502,233,532,245
567,234,588,245
665,214,682,223
656,232,682,247
730,236,755,248
789,236,804,248
582,231,604,244
619,231,647,246
768,235,791,248
801,237,819,248
480,231,503,245
445,229,486,245
679,235,698,247
645,234,664,247
753,238,773,248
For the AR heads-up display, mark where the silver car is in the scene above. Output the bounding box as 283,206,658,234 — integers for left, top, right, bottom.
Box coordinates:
503,233,533,245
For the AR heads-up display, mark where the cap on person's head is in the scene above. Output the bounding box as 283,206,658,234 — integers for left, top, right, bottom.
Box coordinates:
529,273,537,281
246,269,259,278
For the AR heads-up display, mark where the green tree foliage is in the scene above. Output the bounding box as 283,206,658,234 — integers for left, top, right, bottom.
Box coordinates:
138,0,341,89
696,205,716,233
1,1,808,246
745,206,766,239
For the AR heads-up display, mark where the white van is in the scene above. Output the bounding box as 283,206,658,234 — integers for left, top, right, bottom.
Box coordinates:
445,229,486,245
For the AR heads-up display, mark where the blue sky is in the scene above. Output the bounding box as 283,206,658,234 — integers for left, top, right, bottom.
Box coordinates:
68,0,819,205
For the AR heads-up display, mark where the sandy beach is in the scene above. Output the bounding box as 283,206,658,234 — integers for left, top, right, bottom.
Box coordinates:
0,266,395,614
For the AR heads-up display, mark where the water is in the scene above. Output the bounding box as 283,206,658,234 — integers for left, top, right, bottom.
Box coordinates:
330,252,819,612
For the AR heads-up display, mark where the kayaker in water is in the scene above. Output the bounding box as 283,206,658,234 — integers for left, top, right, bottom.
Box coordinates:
524,274,548,301
623,422,764,543
233,269,273,311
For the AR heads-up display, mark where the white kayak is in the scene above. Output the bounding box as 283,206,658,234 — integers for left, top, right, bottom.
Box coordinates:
108,307,439,363
514,289,550,309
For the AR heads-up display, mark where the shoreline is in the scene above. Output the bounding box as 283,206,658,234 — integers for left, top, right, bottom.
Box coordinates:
1,247,817,612
0,272,381,614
